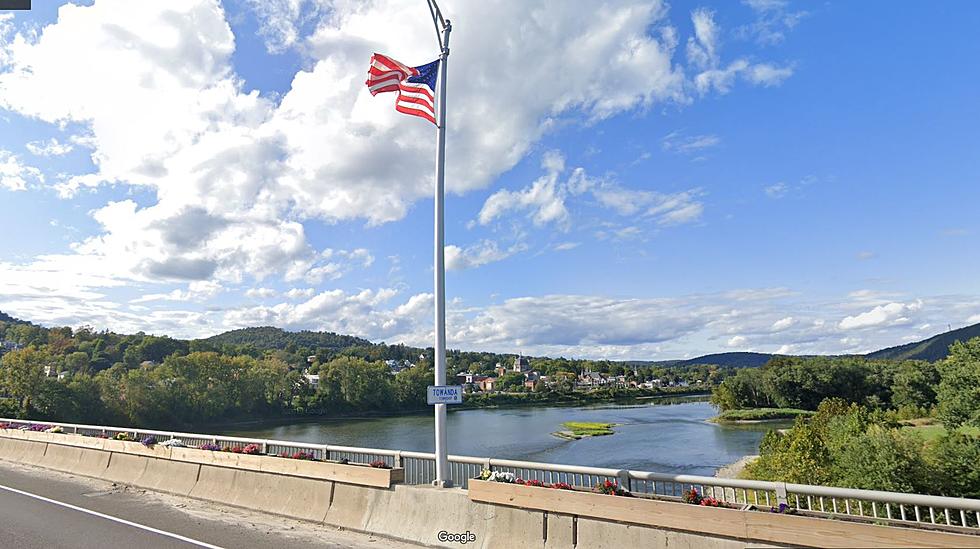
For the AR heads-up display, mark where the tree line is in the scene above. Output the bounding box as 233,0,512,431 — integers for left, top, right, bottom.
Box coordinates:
718,338,980,499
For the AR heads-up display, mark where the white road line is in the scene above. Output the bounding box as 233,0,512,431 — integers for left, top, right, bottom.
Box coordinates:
0,483,225,549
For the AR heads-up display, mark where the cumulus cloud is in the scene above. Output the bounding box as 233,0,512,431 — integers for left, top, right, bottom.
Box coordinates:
838,301,923,330
0,150,43,191
770,316,795,331
245,287,277,299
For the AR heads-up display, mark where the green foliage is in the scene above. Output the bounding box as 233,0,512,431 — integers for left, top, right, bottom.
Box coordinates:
0,346,50,414
743,397,978,498
711,408,813,422
928,433,980,498
936,338,980,429
712,355,944,413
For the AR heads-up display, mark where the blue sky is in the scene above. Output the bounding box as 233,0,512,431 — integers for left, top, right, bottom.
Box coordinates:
0,0,978,360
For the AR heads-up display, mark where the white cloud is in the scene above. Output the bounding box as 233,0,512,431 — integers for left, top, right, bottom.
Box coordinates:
479,150,703,232
967,314,980,325
285,287,315,300
445,240,528,271
0,150,43,191
132,280,223,303
856,251,876,261
686,8,719,70
25,137,73,157
0,0,790,295
764,182,788,198
747,63,794,86
770,316,795,331
661,132,721,154
245,287,277,299
477,151,575,228
243,0,323,54
554,242,581,251
838,301,923,330
727,335,748,347
738,0,808,46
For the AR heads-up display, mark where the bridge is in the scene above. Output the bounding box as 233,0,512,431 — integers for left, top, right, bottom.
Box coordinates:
0,417,978,548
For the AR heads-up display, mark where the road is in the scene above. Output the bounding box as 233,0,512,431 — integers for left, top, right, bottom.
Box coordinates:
0,459,420,548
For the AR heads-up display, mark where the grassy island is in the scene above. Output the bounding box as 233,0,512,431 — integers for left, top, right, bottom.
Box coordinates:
553,421,616,440
710,408,813,423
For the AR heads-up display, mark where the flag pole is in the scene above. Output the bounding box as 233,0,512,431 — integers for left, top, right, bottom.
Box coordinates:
431,6,452,488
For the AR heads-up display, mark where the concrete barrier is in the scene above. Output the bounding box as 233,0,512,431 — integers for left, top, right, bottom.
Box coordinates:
134,457,200,496
102,451,148,485
190,464,331,522
0,437,47,466
37,443,110,478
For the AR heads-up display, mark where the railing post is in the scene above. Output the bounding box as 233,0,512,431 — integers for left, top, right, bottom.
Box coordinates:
776,483,788,507
483,458,492,474
617,470,631,492
394,451,403,468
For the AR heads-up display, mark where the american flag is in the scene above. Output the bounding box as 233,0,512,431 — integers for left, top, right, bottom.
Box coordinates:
365,53,440,125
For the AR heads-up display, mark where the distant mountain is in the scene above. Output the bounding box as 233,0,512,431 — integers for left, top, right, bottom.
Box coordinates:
675,352,777,368
201,326,371,351
865,322,980,362
624,352,777,369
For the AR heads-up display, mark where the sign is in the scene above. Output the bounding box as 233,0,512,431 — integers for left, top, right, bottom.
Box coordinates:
427,385,463,405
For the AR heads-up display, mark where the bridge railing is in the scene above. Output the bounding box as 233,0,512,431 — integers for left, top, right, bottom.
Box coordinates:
2,417,978,532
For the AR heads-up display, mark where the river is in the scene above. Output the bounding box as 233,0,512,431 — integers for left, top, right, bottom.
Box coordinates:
224,398,781,477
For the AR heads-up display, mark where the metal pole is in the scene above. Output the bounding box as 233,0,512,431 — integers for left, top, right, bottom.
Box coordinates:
432,19,452,488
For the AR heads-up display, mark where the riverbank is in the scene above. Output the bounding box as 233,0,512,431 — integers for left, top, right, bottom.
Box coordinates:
709,408,813,424
200,390,711,431
715,454,759,478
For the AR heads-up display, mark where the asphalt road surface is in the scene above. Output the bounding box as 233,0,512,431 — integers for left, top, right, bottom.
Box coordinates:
0,459,419,549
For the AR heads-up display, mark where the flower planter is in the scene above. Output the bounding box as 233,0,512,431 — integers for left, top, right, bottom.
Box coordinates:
467,480,980,548
169,446,404,488
467,479,747,539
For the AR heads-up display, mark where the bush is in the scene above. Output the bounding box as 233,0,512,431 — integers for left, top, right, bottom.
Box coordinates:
928,433,980,498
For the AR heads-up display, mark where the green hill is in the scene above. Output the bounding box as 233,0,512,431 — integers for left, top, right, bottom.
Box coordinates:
676,352,777,368
864,322,980,362
0,310,29,325
200,326,371,351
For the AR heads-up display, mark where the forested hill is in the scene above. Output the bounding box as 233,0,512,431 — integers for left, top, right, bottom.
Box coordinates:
201,326,371,351
0,311,28,325
676,352,776,368
865,322,980,362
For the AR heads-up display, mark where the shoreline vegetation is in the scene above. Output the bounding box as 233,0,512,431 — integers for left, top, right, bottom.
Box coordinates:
709,408,813,424
204,391,710,432
553,421,617,440
711,340,980,500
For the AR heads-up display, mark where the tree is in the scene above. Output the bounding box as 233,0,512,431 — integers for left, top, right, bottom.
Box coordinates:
65,351,90,374
0,346,50,415
936,338,980,429
394,364,432,409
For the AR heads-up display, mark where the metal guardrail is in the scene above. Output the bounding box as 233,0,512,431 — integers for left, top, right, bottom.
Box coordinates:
1,417,978,532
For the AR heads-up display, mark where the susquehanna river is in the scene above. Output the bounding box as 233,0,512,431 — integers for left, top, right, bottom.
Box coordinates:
224,398,780,477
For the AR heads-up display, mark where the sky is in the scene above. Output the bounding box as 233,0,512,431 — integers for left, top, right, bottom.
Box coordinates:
0,0,978,360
